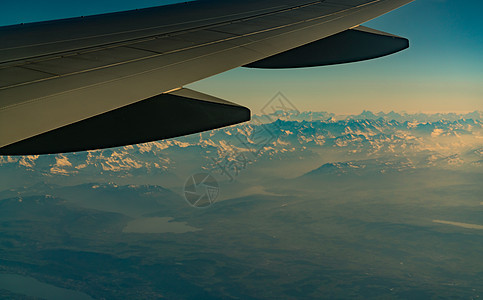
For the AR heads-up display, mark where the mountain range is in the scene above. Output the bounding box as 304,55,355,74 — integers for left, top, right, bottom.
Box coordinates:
0,111,481,189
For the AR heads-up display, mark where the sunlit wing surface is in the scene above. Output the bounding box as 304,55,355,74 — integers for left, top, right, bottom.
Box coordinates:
0,0,414,155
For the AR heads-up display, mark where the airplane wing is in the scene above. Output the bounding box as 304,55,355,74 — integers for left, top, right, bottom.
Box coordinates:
0,0,413,155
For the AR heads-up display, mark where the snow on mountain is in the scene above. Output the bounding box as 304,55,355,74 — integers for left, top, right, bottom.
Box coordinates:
0,111,481,178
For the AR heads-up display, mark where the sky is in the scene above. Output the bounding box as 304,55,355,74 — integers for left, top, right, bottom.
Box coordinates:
1,0,481,114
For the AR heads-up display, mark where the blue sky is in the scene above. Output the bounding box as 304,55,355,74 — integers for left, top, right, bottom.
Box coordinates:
1,0,481,114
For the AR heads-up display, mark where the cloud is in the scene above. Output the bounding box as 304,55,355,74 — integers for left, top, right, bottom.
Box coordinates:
433,220,483,230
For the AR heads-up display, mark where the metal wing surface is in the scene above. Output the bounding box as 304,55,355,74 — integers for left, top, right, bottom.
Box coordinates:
0,0,414,154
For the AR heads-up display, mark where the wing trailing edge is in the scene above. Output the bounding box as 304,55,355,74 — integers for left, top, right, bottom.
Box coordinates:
244,26,409,69
0,88,250,155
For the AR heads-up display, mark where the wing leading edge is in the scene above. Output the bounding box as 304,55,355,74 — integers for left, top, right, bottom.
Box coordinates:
0,0,414,155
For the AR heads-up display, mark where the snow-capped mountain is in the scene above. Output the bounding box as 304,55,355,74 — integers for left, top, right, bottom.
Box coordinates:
0,111,481,184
